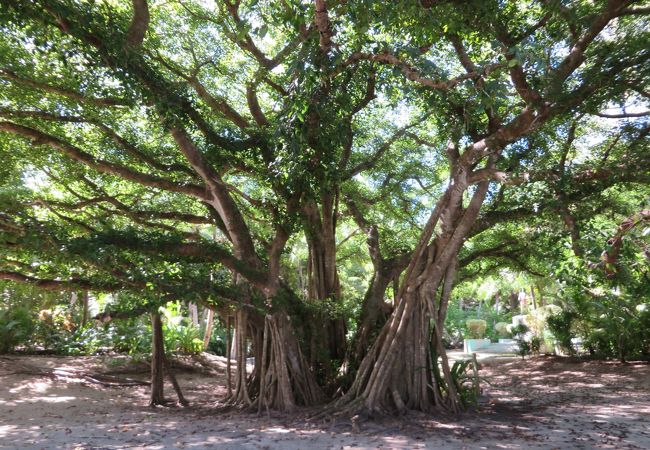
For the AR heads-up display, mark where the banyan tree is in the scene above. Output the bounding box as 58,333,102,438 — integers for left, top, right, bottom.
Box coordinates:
0,0,647,414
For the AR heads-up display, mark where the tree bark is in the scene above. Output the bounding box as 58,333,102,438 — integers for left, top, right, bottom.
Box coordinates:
149,311,165,407
202,307,214,350
329,177,490,415
302,196,347,382
229,309,252,407
509,292,519,313
226,314,233,397
225,308,324,412
530,286,538,310
81,291,89,327
163,354,189,406
253,312,324,411
349,253,408,372
189,302,199,327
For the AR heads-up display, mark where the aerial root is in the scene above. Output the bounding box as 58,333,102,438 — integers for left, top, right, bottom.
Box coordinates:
308,396,369,422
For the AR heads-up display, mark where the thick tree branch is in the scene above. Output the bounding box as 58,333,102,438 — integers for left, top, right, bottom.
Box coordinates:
0,108,197,177
125,0,149,49
0,270,121,292
548,0,630,95
458,241,520,268
0,121,209,199
169,127,259,262
0,69,127,107
221,0,275,69
314,0,334,54
246,83,270,126
341,52,502,90
618,6,650,16
599,209,650,277
595,111,650,118
187,76,251,130
346,119,425,178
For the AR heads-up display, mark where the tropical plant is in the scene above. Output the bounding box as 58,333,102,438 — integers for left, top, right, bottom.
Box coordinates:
449,358,483,409
547,310,577,356
0,307,34,353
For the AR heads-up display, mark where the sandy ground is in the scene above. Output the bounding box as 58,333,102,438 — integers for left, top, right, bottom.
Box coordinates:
1,354,649,450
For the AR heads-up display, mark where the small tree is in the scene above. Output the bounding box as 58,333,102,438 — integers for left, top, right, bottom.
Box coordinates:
512,323,531,360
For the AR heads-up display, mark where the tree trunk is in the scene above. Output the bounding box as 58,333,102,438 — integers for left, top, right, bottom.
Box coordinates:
225,314,233,397
163,354,189,406
230,322,238,359
530,286,538,310
302,197,347,383
150,311,166,407
344,197,410,372
537,283,546,307
509,292,519,313
228,308,252,407
348,255,407,373
225,309,324,412
189,302,199,327
307,236,347,366
351,272,392,365
335,268,462,416
328,178,490,415
254,312,324,412
81,291,89,327
203,307,214,350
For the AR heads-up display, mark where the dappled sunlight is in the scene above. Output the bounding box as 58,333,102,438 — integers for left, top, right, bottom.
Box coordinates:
0,425,17,439
475,356,650,448
563,381,605,388
431,422,464,430
12,395,77,404
9,379,53,395
0,355,648,449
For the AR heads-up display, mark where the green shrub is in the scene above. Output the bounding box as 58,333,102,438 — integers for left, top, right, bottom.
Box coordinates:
0,307,34,353
167,324,203,355
33,306,77,352
512,323,531,359
494,322,510,338
530,336,542,354
108,318,151,355
525,305,562,336
207,334,226,355
450,358,482,409
466,319,487,339
547,310,576,355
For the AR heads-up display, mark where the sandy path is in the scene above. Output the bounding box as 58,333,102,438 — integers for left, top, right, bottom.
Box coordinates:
1,355,648,449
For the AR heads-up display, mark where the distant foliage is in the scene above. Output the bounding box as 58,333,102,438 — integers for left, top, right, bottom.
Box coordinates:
494,322,510,338
466,319,487,339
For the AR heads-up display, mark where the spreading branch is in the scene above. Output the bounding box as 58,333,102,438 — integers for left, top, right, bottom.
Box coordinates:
0,69,127,107
0,270,121,292
341,52,502,90
0,121,209,199
125,0,150,49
